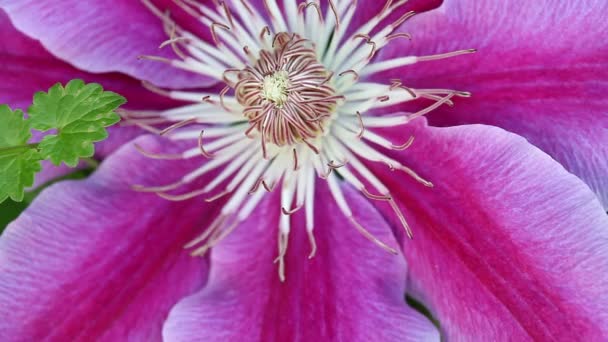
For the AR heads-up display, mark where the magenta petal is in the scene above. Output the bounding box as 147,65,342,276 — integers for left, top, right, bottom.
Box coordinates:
0,0,213,88
0,136,220,341
370,120,608,340
163,184,439,341
374,0,608,207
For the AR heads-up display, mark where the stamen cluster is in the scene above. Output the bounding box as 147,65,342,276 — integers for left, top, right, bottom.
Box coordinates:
234,33,339,153
128,0,474,281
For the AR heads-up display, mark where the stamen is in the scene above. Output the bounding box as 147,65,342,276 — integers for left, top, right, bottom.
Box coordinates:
328,0,340,29
275,230,289,282
391,11,416,28
388,198,413,239
205,189,232,202
281,205,302,215
293,148,299,171
262,180,276,192
184,215,227,249
355,111,365,138
220,1,235,29
133,143,184,160
132,180,185,193
386,32,412,41
298,2,324,22
307,228,317,259
210,22,230,46
417,49,477,62
198,130,215,159
159,118,197,136
338,69,359,81
353,34,377,59
157,187,209,201
348,216,398,255
391,135,415,150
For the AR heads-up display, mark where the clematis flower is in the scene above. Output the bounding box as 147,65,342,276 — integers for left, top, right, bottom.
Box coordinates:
1,0,607,341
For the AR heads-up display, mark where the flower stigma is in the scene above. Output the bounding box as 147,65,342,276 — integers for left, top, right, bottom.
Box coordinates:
261,70,289,106
127,0,475,281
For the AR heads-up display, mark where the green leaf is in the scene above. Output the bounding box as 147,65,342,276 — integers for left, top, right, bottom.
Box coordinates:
28,79,126,167
0,105,43,202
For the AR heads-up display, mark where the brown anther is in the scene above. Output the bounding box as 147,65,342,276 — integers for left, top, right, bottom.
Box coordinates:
348,216,398,255
219,86,232,112
396,85,417,98
157,187,208,201
328,0,340,29
262,180,276,192
292,148,299,171
259,26,271,41
392,11,416,28
141,81,171,97
361,188,392,201
205,189,231,202
159,118,197,136
389,79,402,90
282,205,302,215
319,72,334,86
353,34,377,59
132,180,184,193
219,1,235,29
222,68,242,86
388,198,413,239
386,32,412,42
248,177,264,194
210,22,230,46
417,49,477,62
379,0,393,16
391,136,415,150
338,69,359,81
328,160,347,169
355,111,365,138
303,139,320,154
133,143,184,160
198,130,215,158
298,2,323,22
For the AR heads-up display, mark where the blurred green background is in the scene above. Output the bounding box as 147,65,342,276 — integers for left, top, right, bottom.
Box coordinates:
0,168,93,234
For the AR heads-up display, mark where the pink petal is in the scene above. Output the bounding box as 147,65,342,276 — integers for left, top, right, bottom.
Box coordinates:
0,136,220,341
369,119,608,340
163,184,439,341
373,0,608,207
0,0,214,88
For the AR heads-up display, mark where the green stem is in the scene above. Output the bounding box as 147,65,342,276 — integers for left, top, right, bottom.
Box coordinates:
0,143,39,156
82,157,100,169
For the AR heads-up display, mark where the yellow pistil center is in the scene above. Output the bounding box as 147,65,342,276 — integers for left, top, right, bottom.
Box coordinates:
261,70,290,108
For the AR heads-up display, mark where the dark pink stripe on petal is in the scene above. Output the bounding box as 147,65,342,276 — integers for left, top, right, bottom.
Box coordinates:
163,184,439,342
0,136,220,341
370,119,608,340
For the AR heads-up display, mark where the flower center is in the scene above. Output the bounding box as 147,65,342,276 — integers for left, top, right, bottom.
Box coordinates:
234,33,339,149
261,70,289,107
133,0,475,282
